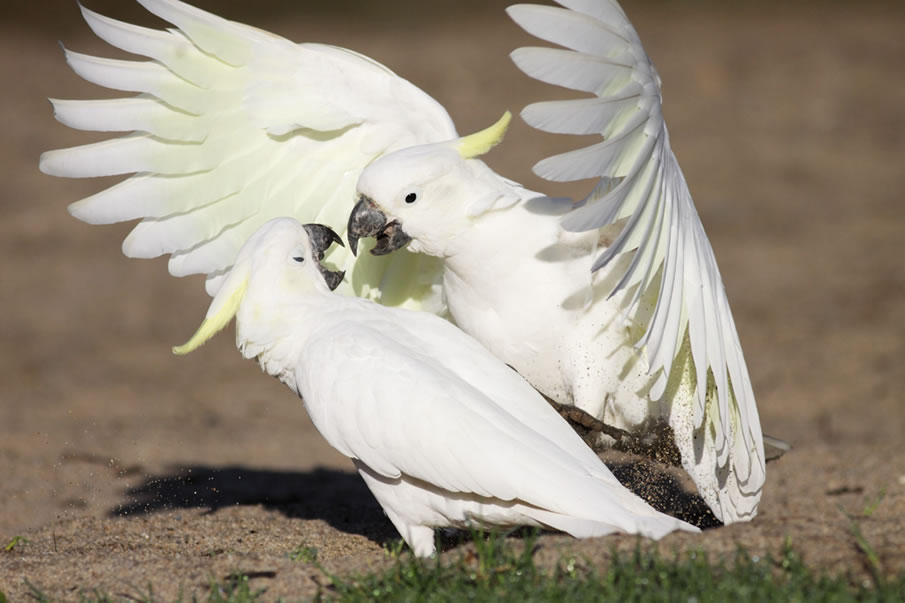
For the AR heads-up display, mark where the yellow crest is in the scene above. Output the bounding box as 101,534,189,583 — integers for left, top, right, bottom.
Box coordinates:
172,276,248,356
456,111,512,159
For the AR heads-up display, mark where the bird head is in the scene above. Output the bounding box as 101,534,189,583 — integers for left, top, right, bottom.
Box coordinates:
172,218,344,356
348,111,517,259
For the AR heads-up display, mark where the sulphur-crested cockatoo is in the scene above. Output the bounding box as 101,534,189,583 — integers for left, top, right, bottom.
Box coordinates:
41,0,764,523
172,217,697,556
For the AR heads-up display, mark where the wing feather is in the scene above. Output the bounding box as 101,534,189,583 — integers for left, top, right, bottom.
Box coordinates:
511,47,633,93
134,0,256,65
301,316,686,530
522,87,641,135
79,5,223,86
123,189,255,258
43,0,454,308
49,97,206,141
509,1,765,522
61,49,209,113
507,4,629,56
533,110,650,182
41,134,206,178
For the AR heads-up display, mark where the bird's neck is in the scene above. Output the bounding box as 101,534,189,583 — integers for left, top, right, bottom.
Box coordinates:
234,291,332,390
441,191,559,275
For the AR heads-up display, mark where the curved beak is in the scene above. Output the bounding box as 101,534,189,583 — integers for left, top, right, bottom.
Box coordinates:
318,268,345,292
347,196,412,257
302,223,345,291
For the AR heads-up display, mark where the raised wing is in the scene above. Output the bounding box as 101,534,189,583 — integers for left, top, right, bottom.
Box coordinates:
40,0,452,308
508,1,765,521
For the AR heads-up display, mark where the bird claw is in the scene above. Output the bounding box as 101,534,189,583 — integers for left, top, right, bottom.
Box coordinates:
544,396,682,466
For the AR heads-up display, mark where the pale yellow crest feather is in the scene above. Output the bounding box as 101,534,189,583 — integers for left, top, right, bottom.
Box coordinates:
456,111,512,159
172,278,248,356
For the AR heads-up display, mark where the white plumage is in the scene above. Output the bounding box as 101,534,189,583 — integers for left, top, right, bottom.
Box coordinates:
173,218,697,556
43,0,451,301
353,3,765,523
42,0,766,524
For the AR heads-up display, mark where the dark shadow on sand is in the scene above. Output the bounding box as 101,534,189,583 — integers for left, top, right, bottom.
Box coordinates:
110,465,398,546
109,457,720,556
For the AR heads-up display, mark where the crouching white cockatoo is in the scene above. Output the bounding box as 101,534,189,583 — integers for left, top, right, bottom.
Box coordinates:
41,0,765,523
172,217,698,556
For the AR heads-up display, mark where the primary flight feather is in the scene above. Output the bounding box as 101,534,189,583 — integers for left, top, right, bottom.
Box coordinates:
172,217,697,556
42,0,765,523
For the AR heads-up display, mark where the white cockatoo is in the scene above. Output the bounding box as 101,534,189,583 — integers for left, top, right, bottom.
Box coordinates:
172,217,697,556
41,0,765,523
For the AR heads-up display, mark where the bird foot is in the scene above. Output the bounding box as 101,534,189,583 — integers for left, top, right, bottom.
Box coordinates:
545,397,682,467
546,399,632,449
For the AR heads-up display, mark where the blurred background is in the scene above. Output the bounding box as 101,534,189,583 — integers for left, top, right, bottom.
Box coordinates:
1,0,903,544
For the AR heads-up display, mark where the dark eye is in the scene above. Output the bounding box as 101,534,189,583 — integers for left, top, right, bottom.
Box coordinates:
405,192,417,204
293,256,305,263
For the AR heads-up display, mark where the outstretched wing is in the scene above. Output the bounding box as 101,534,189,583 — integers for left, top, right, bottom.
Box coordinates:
41,0,453,308
508,1,765,522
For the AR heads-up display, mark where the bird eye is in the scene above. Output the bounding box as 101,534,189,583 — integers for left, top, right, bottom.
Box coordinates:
405,192,417,204
293,256,305,263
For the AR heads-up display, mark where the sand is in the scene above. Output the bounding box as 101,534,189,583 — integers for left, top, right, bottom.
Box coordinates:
1,0,903,599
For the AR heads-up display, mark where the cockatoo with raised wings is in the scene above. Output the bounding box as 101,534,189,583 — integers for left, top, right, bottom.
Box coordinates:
172,217,697,556
41,0,765,524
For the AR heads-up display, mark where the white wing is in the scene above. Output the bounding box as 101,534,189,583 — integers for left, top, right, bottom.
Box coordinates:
40,0,453,307
508,1,765,521
299,315,684,535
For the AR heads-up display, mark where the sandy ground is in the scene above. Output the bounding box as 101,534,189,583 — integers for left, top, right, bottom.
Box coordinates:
1,0,903,599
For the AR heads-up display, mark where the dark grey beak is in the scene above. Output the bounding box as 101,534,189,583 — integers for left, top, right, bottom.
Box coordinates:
302,223,345,291
318,267,345,292
347,196,412,257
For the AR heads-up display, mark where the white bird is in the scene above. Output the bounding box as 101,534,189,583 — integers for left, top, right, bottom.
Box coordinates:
41,0,765,523
171,217,697,557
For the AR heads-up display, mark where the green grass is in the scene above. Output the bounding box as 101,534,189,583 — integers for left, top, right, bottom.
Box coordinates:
4,535,28,552
318,530,905,602
207,573,266,602
288,544,319,563
17,530,905,602
838,489,888,583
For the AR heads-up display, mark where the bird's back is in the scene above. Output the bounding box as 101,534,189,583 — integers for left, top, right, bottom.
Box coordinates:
289,297,693,539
